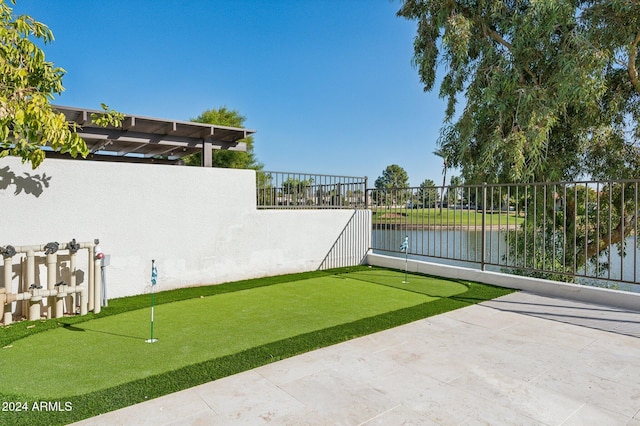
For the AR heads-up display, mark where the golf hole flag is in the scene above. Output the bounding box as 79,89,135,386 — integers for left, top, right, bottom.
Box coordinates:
400,236,409,252
151,261,157,285
146,260,158,343
400,236,409,283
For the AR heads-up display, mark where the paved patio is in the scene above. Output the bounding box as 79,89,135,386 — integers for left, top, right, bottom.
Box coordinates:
74,291,640,425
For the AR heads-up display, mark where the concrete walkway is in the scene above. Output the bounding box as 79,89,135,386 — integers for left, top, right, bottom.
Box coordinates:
74,292,640,425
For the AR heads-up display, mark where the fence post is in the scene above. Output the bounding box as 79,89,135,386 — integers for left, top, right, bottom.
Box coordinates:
481,182,487,271
364,177,368,209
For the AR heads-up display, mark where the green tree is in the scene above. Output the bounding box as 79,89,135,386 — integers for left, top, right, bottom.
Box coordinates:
280,177,314,205
398,0,640,184
184,106,262,169
580,0,640,181
448,175,463,205
0,1,121,168
398,0,640,281
374,164,410,205
416,178,438,207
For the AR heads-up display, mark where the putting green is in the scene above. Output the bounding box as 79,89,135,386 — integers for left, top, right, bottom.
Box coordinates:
334,269,468,297
0,270,465,399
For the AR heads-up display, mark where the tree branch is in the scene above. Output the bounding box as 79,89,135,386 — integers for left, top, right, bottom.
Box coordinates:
484,25,512,51
586,213,637,260
628,32,640,95
481,23,537,83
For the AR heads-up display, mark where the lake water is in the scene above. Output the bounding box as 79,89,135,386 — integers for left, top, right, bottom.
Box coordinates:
372,229,640,293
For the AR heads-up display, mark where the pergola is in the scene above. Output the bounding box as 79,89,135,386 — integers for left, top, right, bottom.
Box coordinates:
50,105,255,166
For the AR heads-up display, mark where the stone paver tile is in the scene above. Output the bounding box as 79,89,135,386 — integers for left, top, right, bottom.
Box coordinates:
497,317,599,351
560,403,633,426
614,364,640,389
442,304,515,330
404,380,542,426
328,352,417,388
469,345,553,383
448,364,584,425
264,412,332,425
576,342,640,383
413,312,469,332
395,351,475,384
482,292,640,338
532,369,640,418
583,331,640,353
278,369,398,425
71,388,209,426
348,325,417,350
164,408,231,426
254,352,324,387
193,370,307,424
359,403,441,425
357,361,443,404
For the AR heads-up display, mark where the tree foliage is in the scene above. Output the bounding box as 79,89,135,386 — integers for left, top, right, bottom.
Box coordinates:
398,0,640,183
374,164,410,205
416,178,438,207
399,1,640,282
281,177,313,195
185,106,261,170
0,0,122,168
447,175,463,203
374,164,409,190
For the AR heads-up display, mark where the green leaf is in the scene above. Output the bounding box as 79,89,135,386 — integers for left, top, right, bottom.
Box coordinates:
14,109,24,125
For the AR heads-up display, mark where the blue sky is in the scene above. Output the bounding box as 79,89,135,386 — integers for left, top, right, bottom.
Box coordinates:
15,0,452,187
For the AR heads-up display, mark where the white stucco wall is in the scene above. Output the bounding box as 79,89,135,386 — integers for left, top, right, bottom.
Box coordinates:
0,157,370,303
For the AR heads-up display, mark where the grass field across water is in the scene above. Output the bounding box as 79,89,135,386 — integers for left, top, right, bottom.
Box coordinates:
0,266,514,425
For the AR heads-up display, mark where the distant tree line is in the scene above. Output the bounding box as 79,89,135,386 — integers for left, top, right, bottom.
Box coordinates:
373,163,447,207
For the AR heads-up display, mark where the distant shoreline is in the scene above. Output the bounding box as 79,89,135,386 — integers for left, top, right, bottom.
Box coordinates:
372,223,516,231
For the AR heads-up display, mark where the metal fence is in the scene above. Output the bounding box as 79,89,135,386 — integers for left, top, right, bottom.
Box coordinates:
256,171,368,209
370,180,640,291
318,210,371,270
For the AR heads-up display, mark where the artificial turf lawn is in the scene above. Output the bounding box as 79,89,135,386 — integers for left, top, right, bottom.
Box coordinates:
0,266,513,425
2,274,441,398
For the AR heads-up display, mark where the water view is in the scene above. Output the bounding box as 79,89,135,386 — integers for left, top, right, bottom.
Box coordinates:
372,229,640,293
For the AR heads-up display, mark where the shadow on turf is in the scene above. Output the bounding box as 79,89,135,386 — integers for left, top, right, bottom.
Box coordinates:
335,269,471,299
63,323,146,341
344,270,504,304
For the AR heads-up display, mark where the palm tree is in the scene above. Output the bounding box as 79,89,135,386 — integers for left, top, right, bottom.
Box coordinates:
433,148,448,212
449,175,462,206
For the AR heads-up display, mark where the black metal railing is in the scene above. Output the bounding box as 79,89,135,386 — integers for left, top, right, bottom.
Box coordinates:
369,180,640,291
257,171,368,209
